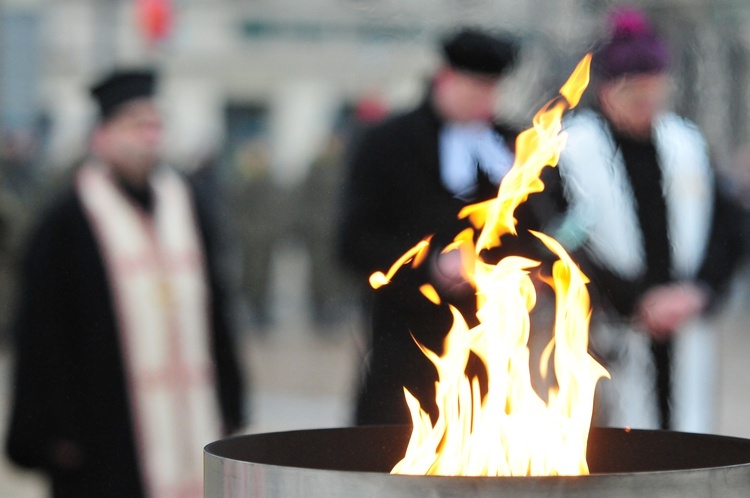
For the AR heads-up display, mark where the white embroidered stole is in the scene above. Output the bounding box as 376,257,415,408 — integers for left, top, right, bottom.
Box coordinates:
77,163,222,498
557,110,714,280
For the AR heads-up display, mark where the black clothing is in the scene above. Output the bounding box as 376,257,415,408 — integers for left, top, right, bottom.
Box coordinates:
5,179,245,497
114,174,154,212
616,132,672,287
615,131,675,428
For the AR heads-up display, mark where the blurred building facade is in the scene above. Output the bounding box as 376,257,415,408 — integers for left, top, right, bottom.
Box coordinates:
1,0,750,332
0,0,743,166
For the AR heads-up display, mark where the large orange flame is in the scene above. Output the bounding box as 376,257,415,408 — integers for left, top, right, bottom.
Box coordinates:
372,54,609,477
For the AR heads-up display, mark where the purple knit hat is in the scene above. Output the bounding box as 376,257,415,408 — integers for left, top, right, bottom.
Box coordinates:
593,5,670,81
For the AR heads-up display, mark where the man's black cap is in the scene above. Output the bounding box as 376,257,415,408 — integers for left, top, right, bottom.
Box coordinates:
90,69,157,120
441,27,519,76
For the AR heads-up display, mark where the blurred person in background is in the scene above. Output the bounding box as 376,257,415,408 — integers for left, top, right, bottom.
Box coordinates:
553,5,744,432
294,104,391,333
0,131,40,347
230,137,281,332
5,69,246,497
338,27,563,426
294,129,354,331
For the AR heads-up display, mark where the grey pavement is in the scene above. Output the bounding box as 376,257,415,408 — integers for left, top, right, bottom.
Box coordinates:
1,250,750,496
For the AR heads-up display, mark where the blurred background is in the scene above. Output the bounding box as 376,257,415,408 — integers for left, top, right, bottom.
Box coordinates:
2,0,750,495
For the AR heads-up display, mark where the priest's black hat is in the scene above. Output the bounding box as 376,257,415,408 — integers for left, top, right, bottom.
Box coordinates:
441,27,519,76
90,69,157,120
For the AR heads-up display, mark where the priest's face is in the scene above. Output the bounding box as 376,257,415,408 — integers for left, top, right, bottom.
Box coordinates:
93,99,164,185
433,67,501,123
598,73,670,140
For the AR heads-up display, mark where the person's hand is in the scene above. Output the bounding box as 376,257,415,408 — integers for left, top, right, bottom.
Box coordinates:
634,283,709,341
429,249,475,301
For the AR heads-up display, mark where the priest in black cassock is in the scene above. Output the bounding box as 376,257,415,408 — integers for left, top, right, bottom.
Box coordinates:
5,69,246,498
338,27,563,426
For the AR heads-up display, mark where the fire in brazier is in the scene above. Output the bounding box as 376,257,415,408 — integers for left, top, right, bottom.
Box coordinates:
370,54,610,477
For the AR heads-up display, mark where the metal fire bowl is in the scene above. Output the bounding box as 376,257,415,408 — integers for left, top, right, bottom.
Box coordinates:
204,426,750,497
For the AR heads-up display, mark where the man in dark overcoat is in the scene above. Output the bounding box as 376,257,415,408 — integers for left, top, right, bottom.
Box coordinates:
338,28,561,425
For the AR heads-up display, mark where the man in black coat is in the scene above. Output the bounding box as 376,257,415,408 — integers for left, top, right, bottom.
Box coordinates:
339,28,561,426
5,70,245,497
